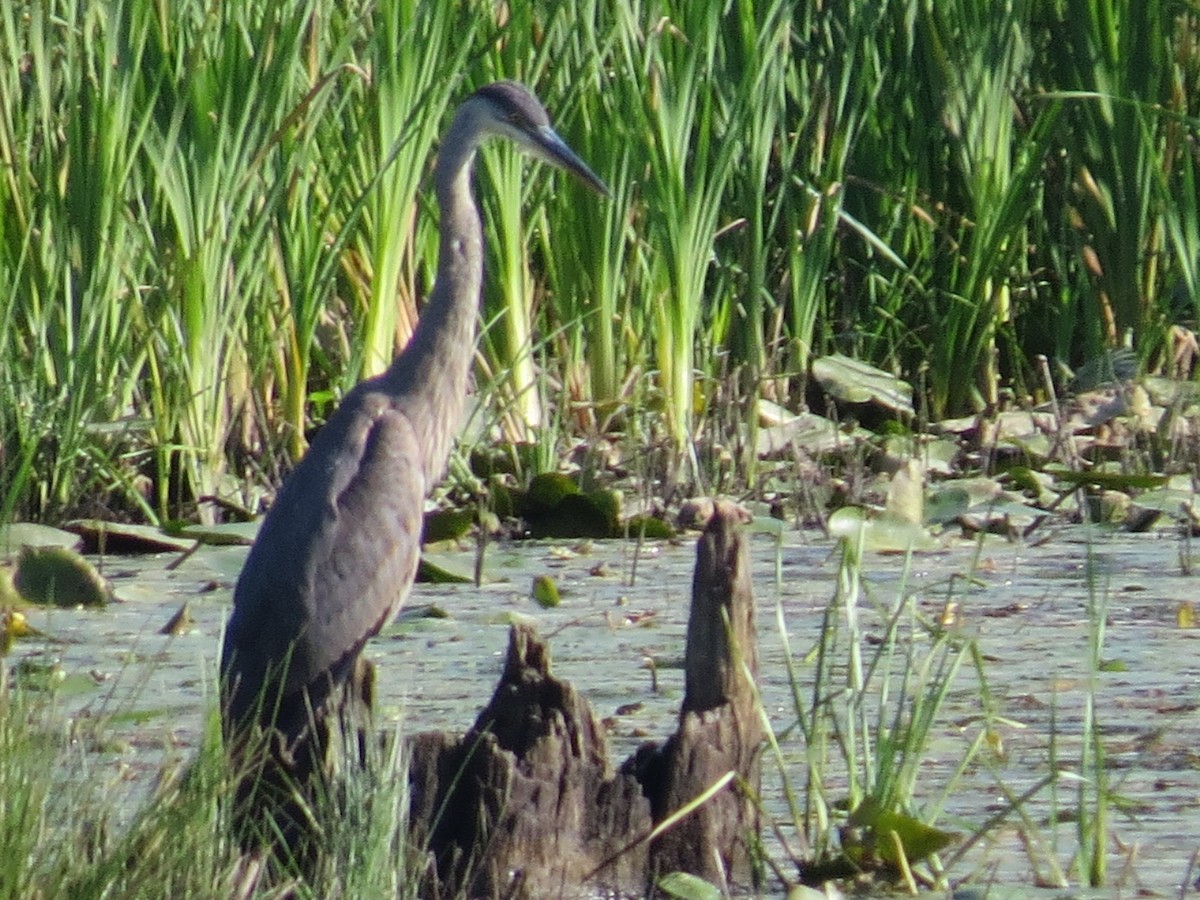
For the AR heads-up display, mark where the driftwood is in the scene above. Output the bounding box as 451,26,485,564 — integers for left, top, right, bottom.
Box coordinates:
407,500,761,898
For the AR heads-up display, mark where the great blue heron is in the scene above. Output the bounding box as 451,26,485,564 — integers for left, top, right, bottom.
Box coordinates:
220,81,608,858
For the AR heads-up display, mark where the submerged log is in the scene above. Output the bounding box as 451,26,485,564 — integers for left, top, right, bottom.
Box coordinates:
407,500,760,897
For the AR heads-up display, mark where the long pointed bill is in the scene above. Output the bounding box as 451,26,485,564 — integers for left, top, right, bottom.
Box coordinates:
531,125,610,197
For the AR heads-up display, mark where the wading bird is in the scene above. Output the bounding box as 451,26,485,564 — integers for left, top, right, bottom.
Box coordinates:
220,81,608,860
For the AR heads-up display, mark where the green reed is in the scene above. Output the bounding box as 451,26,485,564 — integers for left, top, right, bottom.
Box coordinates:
3,0,1200,520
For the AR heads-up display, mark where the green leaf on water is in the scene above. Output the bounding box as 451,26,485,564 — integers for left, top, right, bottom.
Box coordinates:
0,524,82,559
531,574,561,609
656,871,721,900
812,353,914,415
422,508,474,544
12,660,99,696
14,546,110,607
828,507,940,553
848,797,958,865
179,521,259,546
925,486,971,525
1044,466,1168,491
416,555,474,584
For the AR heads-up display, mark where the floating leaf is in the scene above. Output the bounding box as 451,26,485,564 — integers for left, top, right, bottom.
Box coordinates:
756,411,872,457
1131,487,1196,515
422,508,474,544
656,871,722,900
1178,602,1196,629
11,659,98,695
531,574,561,609
924,487,971,525
14,546,110,607
395,603,450,623
180,521,260,546
828,507,940,553
66,520,195,554
1044,466,1168,492
848,797,958,865
0,524,82,560
812,353,914,415
416,555,474,584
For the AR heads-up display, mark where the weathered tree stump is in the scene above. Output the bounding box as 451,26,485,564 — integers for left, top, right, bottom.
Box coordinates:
407,624,652,898
641,499,761,886
407,500,760,898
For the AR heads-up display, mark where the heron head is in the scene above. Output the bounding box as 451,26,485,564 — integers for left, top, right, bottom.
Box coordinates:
470,81,610,196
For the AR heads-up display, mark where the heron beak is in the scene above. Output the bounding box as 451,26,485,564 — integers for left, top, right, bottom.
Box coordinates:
532,126,611,197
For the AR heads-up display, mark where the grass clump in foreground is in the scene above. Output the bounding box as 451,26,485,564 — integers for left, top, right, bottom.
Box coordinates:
0,670,417,900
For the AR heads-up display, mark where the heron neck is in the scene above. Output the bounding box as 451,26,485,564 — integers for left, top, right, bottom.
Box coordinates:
378,118,484,485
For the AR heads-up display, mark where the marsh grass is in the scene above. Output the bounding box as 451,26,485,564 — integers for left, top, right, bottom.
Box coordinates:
0,666,418,900
760,531,996,889
5,0,1200,524
754,523,1145,893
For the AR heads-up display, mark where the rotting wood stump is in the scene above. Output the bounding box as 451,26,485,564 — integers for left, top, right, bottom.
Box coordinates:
406,499,761,898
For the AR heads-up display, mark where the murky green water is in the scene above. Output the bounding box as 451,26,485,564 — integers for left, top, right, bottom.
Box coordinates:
14,525,1200,896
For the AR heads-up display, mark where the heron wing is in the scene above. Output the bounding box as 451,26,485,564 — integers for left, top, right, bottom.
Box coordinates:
222,389,425,725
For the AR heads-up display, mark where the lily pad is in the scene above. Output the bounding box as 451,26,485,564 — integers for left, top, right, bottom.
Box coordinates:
422,508,475,544
847,796,958,866
66,520,195,554
657,872,721,900
416,554,475,585
828,507,940,553
924,486,972,525
13,546,111,607
10,659,99,695
178,521,259,546
812,353,914,416
756,411,872,458
0,524,82,560
1044,465,1168,492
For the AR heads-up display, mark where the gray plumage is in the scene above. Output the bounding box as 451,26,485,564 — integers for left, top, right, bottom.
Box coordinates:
219,81,607,858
